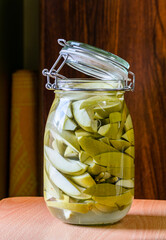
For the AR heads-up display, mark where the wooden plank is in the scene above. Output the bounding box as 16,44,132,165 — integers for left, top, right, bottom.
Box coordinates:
40,0,166,199
0,197,166,240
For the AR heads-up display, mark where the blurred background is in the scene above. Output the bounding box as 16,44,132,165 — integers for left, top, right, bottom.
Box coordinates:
0,0,166,200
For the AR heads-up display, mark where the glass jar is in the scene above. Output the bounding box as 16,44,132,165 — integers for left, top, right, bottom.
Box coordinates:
42,40,135,225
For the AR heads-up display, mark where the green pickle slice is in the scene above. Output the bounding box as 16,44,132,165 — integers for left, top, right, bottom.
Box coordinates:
44,91,135,219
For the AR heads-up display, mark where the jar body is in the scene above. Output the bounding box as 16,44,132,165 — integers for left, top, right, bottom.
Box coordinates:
44,85,134,225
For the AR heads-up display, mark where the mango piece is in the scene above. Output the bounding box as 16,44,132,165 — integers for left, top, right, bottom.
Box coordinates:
62,116,77,131
116,179,134,189
84,183,126,196
52,139,66,155
94,102,122,118
79,95,118,109
110,139,131,151
75,129,100,138
124,114,133,131
78,136,116,157
116,102,127,139
72,100,97,132
70,172,96,188
44,169,62,199
98,123,119,139
94,152,134,168
99,137,110,145
125,146,135,158
92,190,133,208
46,200,93,214
64,146,78,159
108,167,134,179
79,151,91,162
50,128,80,152
109,112,122,123
122,129,134,145
45,146,87,175
95,203,118,212
94,112,104,119
88,162,107,175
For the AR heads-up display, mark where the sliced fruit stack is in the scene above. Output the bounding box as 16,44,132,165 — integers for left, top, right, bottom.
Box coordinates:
44,92,134,218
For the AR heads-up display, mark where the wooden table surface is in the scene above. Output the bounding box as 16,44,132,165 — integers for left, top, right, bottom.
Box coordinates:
0,197,166,240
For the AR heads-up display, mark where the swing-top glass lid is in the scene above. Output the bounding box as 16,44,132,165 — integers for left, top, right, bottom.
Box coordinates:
42,39,135,91
59,39,130,80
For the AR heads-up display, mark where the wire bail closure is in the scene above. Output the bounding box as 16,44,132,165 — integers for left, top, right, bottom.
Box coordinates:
42,39,135,91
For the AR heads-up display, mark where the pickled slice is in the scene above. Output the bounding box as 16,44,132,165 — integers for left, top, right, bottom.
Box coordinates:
79,151,91,163
44,170,62,199
46,200,93,214
95,203,118,212
79,95,119,109
98,123,119,139
93,190,133,208
110,139,131,151
52,139,66,155
84,183,126,196
78,136,116,157
70,172,96,188
122,129,134,145
50,128,80,152
109,112,122,123
116,102,127,139
108,167,134,179
64,146,79,159
46,161,81,196
125,146,135,158
88,162,107,175
94,152,134,168
45,146,87,175
94,102,122,118
124,114,133,131
99,137,110,145
72,100,97,132
75,129,100,138
62,116,77,131
116,179,134,189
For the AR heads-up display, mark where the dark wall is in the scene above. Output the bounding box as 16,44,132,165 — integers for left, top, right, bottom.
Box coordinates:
40,0,166,199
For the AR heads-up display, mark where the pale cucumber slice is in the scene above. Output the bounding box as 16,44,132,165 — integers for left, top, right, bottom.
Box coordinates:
64,146,79,159
116,102,127,139
46,200,93,214
110,139,131,151
125,146,135,158
94,152,134,168
72,100,97,132
116,179,134,188
79,95,119,109
124,114,133,131
92,190,133,208
70,172,96,188
94,112,104,119
122,129,134,145
45,146,87,176
109,112,122,123
78,136,117,157
83,183,126,196
49,127,80,152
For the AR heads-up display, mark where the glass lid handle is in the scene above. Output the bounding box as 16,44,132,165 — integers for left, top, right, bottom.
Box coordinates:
42,53,68,90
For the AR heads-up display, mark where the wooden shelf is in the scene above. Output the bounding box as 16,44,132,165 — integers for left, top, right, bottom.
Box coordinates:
0,197,166,239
